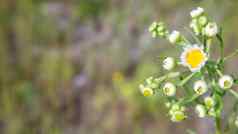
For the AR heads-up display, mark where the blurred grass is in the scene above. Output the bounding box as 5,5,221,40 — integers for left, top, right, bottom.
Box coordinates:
0,0,238,134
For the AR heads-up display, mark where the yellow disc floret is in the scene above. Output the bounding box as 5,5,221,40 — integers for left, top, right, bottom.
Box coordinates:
181,45,208,72
186,49,205,68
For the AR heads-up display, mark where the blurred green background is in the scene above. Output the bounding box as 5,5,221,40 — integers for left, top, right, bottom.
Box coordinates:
0,0,238,134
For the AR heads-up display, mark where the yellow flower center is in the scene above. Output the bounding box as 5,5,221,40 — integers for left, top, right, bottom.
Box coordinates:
143,88,153,96
185,49,205,68
224,80,230,88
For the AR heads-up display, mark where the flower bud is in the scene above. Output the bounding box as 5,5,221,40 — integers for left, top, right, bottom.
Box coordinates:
149,22,168,38
195,104,207,118
208,108,216,117
190,7,204,18
139,85,154,97
205,22,218,37
193,80,208,95
163,57,176,70
198,16,208,26
165,102,172,108
219,75,233,89
171,111,186,122
204,96,215,109
163,82,176,97
190,20,201,35
168,31,181,44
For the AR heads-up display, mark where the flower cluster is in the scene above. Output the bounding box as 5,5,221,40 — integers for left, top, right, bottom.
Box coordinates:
139,7,238,133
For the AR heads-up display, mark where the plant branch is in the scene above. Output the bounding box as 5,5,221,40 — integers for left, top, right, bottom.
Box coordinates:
178,72,197,86
224,49,238,61
229,90,238,100
215,116,222,134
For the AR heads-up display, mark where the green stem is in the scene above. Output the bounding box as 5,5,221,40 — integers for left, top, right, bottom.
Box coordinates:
224,49,238,61
215,116,222,134
216,34,224,60
156,72,181,83
216,69,223,77
178,72,197,86
178,94,199,106
229,90,238,100
184,27,202,45
206,39,212,54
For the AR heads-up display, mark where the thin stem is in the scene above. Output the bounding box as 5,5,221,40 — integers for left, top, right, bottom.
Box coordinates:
216,34,224,60
224,49,238,61
182,36,192,45
155,72,181,83
229,90,238,100
184,27,202,45
216,69,223,77
178,94,199,105
206,39,212,54
178,72,197,86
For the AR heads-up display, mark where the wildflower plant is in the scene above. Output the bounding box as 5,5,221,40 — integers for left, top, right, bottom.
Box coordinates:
139,7,238,134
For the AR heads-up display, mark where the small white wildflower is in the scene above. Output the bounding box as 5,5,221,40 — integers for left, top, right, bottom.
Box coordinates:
195,104,207,118
163,82,176,97
204,96,215,109
171,111,186,122
139,84,154,97
168,31,181,44
194,80,208,95
163,57,176,70
205,22,218,37
219,75,233,89
180,45,208,72
190,7,204,18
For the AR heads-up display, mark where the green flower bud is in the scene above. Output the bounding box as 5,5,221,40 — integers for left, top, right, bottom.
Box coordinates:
204,97,215,109
139,84,154,97
198,16,208,26
195,104,207,118
171,111,186,122
208,108,216,117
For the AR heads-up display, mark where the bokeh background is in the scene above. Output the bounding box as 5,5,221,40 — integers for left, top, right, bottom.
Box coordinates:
1,0,238,134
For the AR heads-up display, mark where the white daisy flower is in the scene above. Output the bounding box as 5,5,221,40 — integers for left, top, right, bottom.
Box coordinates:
219,75,233,89
190,7,204,18
168,31,181,44
139,84,154,97
163,82,176,96
163,57,175,70
180,45,208,72
194,80,208,95
204,96,215,109
195,104,207,118
205,22,218,37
